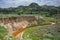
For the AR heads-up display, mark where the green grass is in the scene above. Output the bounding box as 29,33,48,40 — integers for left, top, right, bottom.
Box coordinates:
23,17,57,40
23,26,41,40
0,14,20,18
0,14,40,18
0,14,59,40
23,23,60,40
20,14,40,16
0,26,18,40
38,16,56,25
0,26,8,40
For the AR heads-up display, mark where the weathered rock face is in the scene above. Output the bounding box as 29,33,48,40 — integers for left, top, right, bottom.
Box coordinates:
0,16,38,24
0,16,38,34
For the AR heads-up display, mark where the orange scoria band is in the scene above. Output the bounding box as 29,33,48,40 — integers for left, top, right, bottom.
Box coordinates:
13,28,26,37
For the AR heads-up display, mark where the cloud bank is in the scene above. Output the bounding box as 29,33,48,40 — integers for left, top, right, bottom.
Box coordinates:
0,0,60,8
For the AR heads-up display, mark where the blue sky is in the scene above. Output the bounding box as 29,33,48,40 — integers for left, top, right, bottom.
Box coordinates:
0,0,60,8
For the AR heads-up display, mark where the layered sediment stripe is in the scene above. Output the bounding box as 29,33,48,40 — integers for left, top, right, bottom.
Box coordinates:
13,28,26,37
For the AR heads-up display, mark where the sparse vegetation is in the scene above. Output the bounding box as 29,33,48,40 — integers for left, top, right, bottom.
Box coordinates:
0,26,8,40
0,3,60,40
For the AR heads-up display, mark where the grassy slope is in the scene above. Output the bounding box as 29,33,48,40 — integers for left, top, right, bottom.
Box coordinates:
0,14,20,18
23,24,60,40
23,17,60,40
0,14,60,40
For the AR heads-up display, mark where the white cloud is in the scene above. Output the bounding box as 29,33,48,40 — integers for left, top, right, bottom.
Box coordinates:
0,0,60,8
0,0,38,8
